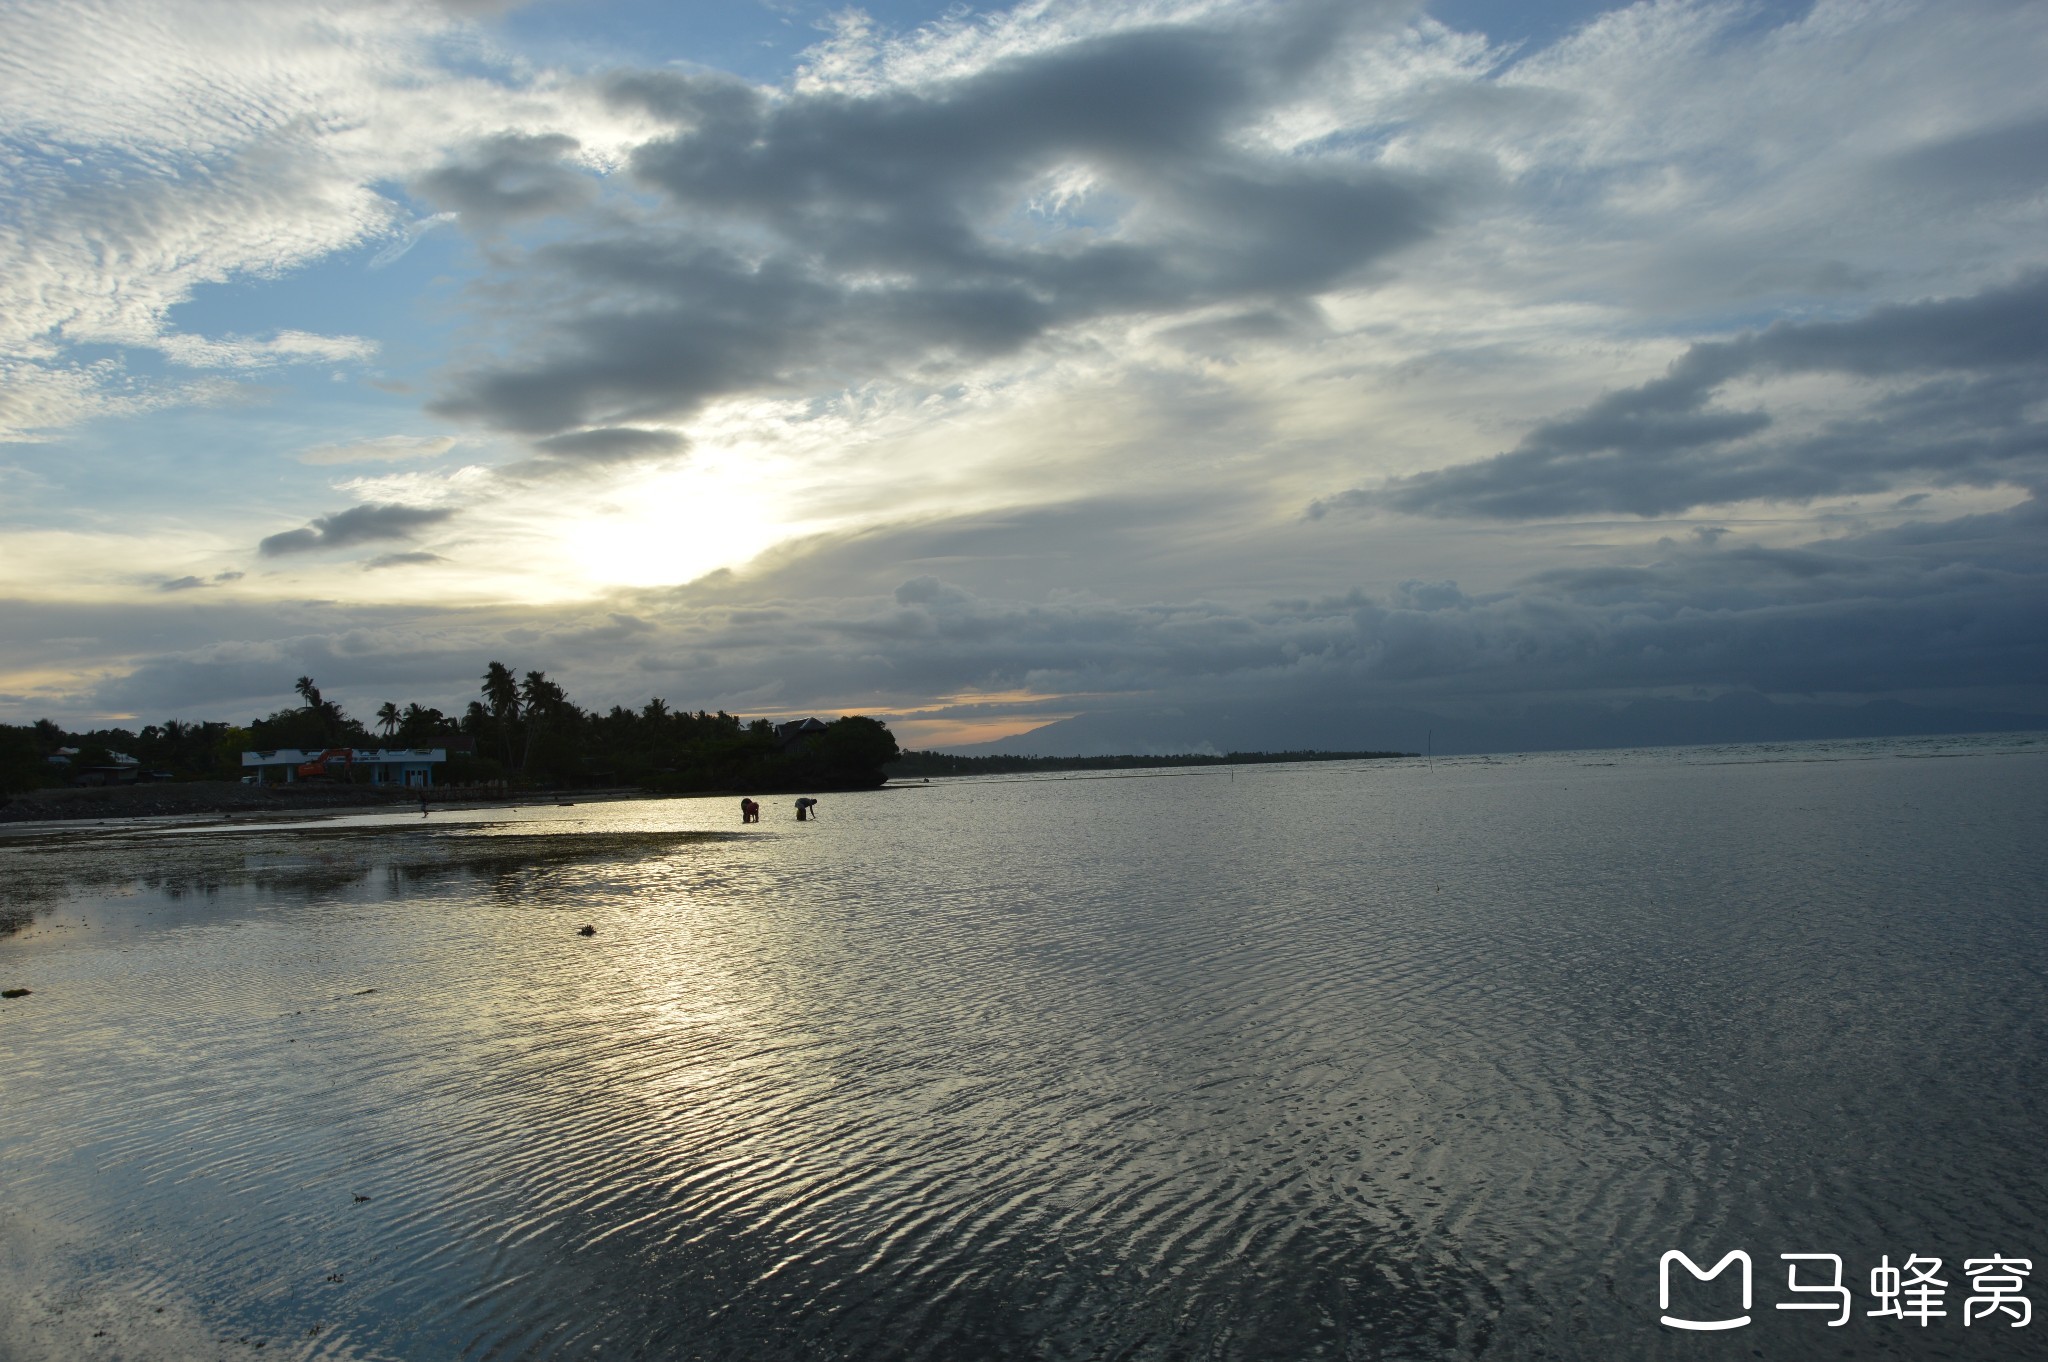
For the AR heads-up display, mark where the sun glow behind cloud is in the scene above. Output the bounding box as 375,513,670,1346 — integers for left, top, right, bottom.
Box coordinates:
558,454,793,591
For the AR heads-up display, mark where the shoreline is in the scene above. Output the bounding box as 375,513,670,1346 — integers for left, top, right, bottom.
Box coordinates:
0,780,502,827
0,781,910,839
0,781,644,836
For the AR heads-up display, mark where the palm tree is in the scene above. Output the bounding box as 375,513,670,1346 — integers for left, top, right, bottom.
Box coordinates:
294,675,343,744
519,670,566,773
481,661,519,767
376,702,400,739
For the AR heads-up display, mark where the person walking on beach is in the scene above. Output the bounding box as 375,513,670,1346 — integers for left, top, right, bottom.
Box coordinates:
419,791,429,818
795,797,818,821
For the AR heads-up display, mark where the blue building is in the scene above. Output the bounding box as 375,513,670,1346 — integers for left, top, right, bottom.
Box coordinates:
241,747,446,787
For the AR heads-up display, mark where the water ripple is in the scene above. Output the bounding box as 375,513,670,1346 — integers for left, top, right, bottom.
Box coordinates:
2,747,2044,1359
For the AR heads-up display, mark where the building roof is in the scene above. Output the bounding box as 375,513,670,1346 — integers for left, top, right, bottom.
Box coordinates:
242,747,447,766
774,717,830,749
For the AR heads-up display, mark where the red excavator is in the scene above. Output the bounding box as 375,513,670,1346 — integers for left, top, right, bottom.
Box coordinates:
295,747,356,781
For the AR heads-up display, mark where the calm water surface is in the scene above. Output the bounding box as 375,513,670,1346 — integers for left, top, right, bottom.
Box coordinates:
2,736,2045,1360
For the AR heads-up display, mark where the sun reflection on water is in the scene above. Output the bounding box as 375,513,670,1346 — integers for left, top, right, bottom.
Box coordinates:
3,745,2046,1359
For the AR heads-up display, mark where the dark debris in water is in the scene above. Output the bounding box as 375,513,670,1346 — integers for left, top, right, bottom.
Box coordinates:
2,987,30,999
577,924,597,936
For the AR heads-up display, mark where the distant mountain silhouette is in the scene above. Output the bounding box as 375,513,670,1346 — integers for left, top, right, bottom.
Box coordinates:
944,693,2048,758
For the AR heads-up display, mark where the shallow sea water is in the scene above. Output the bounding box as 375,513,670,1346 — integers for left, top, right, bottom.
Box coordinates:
2,734,2045,1360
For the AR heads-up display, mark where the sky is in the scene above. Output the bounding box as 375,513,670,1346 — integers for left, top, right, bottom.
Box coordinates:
2,0,2044,753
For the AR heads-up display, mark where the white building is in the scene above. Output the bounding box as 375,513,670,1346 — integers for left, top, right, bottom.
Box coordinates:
241,747,446,788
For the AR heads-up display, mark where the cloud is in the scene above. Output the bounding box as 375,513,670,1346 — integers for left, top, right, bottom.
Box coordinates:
9,0,2048,751
524,426,687,468
413,132,596,232
297,434,465,465
363,550,448,570
894,575,976,609
429,0,533,17
159,575,207,592
258,502,456,557
0,0,622,437
1881,113,2048,203
367,211,460,270
1356,273,2048,519
551,611,655,645
157,329,378,370
74,624,503,718
428,7,1447,436
556,488,2042,729
14,483,2041,740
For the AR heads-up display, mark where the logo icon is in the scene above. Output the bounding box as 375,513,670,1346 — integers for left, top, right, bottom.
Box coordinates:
1661,1250,1753,1331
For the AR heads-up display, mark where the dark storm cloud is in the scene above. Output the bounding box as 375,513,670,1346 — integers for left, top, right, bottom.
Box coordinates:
1359,273,2048,519
413,132,593,231
430,7,1443,435
594,489,2048,724
0,593,524,722
258,503,455,556
89,630,493,717
38,490,2047,737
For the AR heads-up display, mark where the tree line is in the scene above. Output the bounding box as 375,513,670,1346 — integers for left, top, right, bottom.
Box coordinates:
0,664,899,796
